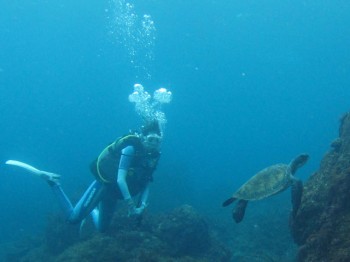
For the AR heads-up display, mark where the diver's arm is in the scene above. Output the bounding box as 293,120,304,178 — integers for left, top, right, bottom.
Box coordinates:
117,169,131,200
138,183,150,208
128,183,149,216
117,146,134,201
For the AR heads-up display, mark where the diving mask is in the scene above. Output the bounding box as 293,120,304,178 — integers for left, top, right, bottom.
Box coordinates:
143,133,162,150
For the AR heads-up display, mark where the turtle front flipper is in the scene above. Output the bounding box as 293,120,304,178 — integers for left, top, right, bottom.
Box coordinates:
232,200,248,223
291,178,303,217
289,153,309,175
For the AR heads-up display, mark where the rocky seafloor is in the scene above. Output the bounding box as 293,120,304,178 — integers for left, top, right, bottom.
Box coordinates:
3,205,232,262
5,205,231,262
1,199,298,262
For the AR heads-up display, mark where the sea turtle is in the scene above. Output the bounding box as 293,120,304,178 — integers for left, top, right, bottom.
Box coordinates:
222,153,309,223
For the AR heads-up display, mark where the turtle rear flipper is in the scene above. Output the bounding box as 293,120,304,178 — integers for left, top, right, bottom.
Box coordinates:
291,178,303,217
222,197,237,207
233,200,248,223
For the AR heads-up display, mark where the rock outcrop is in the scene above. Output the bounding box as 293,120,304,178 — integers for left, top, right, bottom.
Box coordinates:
290,112,350,261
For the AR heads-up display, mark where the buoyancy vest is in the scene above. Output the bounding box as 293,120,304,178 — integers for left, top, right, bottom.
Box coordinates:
90,134,160,189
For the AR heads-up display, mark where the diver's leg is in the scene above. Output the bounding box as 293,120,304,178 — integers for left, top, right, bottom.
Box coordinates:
49,183,74,219
50,180,106,224
94,192,117,232
68,180,107,224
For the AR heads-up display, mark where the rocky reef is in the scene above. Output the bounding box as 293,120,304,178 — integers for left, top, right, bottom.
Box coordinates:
4,205,231,262
290,112,350,261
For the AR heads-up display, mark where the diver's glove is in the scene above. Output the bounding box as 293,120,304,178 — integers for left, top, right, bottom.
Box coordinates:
134,202,147,216
127,200,147,217
127,198,137,217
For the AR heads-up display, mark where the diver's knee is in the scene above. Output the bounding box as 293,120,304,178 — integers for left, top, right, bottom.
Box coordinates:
96,222,110,233
65,212,82,225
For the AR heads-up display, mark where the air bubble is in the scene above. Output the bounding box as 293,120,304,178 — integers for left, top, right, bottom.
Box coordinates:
128,84,172,128
108,0,156,79
153,88,172,104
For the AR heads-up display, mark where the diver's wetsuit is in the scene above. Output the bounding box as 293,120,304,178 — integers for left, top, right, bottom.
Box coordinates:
49,145,157,232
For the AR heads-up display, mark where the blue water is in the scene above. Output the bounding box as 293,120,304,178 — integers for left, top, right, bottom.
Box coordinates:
0,0,349,257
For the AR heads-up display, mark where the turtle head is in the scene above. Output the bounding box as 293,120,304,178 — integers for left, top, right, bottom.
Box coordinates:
290,153,309,175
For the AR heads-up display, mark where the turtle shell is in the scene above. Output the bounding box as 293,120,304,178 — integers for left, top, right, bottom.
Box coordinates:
233,164,291,200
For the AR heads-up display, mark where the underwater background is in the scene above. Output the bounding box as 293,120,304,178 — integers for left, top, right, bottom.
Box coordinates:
0,0,349,260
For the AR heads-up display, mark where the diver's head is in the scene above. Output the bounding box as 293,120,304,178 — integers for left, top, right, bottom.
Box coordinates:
142,133,162,151
140,120,162,151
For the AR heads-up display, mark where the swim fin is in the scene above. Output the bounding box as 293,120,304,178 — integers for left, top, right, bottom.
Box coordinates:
5,160,60,184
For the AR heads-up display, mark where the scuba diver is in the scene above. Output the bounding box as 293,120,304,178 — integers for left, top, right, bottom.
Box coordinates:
52,120,162,232
7,120,162,232
6,84,172,233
